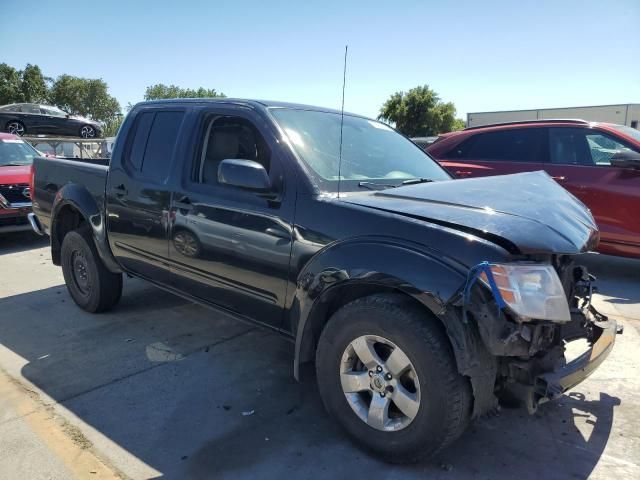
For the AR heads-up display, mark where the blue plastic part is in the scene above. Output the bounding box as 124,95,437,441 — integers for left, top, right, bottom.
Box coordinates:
462,261,507,322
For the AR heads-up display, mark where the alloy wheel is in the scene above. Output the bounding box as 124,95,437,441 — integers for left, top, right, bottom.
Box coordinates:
173,232,199,257
340,334,421,431
80,125,96,138
7,122,25,136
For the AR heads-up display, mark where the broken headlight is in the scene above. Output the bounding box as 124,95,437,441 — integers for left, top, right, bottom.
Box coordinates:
480,264,570,323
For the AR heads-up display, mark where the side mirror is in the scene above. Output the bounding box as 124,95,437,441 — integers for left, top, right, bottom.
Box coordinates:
610,150,640,170
218,159,271,191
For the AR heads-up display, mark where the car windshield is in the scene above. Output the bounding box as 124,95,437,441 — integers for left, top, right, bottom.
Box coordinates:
610,124,640,144
270,108,451,191
0,139,38,166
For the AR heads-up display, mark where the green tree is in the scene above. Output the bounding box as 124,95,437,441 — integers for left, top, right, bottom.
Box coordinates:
103,114,124,137
378,85,460,137
50,75,120,123
0,63,22,104
19,64,49,103
143,83,225,101
452,118,466,131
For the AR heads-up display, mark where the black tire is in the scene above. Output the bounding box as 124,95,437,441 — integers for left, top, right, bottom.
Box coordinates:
60,225,122,313
316,294,472,463
7,121,25,136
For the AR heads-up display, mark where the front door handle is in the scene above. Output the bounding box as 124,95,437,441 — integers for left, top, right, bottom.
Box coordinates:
174,195,193,211
552,176,566,182
454,170,472,177
265,227,290,240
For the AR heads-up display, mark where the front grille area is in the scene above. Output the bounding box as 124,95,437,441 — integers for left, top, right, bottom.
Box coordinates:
0,184,30,204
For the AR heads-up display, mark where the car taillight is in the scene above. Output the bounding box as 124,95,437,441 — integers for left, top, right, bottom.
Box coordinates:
29,164,35,203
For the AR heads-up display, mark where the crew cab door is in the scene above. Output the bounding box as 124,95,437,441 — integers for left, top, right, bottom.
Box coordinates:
543,127,640,254
106,107,187,284
167,107,294,329
438,128,547,179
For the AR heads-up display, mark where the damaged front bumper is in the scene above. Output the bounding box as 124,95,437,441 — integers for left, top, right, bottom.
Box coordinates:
510,305,620,413
534,311,617,407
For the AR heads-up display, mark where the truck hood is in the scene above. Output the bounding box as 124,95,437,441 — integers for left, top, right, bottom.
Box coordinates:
0,165,31,184
343,171,598,255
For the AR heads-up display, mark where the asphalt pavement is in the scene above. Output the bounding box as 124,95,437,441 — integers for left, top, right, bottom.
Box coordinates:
0,232,638,479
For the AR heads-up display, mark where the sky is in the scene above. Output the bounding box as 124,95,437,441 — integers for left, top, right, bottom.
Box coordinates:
1,0,639,120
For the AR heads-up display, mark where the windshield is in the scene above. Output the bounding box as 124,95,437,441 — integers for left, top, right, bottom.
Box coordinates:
270,108,451,191
610,124,640,144
0,139,38,166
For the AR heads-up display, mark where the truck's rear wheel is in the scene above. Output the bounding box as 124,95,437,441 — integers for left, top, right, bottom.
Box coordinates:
316,294,471,463
61,226,122,313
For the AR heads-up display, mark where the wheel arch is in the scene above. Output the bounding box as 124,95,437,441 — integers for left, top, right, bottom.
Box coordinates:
292,238,499,417
50,184,121,272
292,239,468,379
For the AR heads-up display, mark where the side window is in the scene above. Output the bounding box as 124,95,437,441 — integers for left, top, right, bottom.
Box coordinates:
549,128,592,166
446,129,544,162
585,131,635,166
41,107,66,117
126,110,184,182
21,104,40,114
196,115,271,185
128,112,154,171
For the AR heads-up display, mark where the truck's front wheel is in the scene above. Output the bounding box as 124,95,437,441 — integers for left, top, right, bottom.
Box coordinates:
316,294,471,463
61,226,122,313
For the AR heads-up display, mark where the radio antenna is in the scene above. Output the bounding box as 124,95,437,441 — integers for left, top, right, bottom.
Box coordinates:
337,45,348,199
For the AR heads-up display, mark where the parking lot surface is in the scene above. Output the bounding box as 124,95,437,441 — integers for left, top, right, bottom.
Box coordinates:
1,232,639,479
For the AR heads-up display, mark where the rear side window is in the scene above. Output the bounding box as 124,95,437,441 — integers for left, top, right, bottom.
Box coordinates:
21,104,41,114
446,128,545,162
126,110,184,182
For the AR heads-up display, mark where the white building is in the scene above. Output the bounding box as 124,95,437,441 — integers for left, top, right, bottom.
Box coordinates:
467,104,640,129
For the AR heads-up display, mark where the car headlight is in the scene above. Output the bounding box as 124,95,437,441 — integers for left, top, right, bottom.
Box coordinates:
479,263,570,323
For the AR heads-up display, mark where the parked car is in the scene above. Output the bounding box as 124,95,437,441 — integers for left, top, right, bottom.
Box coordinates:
0,103,103,138
29,99,618,463
0,133,38,233
410,136,439,149
427,119,640,259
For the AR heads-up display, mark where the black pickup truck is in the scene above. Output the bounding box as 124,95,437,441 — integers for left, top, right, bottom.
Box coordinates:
29,99,618,463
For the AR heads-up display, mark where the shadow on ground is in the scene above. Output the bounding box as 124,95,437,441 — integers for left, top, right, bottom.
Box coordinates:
0,231,48,255
0,277,620,479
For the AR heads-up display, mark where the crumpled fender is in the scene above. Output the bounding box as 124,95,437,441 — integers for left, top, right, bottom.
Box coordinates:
291,237,467,378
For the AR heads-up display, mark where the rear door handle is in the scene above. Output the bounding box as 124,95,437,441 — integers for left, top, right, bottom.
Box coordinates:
454,170,472,177
113,184,127,197
552,176,566,182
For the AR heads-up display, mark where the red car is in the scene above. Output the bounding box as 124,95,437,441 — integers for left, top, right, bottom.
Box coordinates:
427,120,640,258
0,132,38,234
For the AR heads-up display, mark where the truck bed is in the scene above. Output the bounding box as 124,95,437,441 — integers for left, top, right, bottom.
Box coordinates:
31,156,109,235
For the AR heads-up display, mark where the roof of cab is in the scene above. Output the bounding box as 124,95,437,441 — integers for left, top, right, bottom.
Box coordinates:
134,98,363,118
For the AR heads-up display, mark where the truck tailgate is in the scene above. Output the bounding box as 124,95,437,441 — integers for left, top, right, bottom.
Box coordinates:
31,156,109,234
